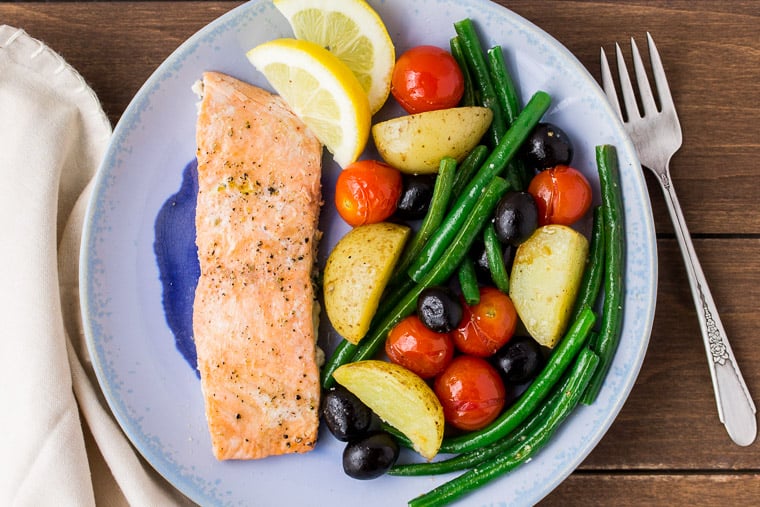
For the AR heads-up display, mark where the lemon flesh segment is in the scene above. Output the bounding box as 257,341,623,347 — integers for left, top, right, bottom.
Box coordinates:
247,38,371,168
274,0,394,115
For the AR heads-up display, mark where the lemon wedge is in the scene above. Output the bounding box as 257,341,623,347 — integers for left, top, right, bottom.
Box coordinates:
247,38,371,168
273,0,394,115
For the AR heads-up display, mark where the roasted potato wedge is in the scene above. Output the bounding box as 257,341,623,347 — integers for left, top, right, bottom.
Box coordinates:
509,225,589,348
323,222,410,344
371,106,492,174
332,360,445,460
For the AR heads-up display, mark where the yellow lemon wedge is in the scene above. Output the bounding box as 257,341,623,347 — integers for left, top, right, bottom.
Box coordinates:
273,0,394,115
247,38,371,168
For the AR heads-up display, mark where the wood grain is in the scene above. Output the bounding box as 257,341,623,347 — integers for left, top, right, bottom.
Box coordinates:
2,2,758,505
544,473,760,506
4,1,757,236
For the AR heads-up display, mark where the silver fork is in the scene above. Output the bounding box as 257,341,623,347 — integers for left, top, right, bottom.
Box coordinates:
601,33,757,446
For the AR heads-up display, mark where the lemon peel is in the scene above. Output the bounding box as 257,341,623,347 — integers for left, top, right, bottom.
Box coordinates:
247,38,371,168
274,0,394,115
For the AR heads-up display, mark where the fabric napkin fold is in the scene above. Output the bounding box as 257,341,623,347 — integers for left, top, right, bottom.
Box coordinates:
0,25,191,506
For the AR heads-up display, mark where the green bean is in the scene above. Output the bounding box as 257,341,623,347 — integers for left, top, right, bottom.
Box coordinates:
348,177,509,365
390,363,576,476
587,331,600,353
374,276,416,324
570,205,605,323
321,339,356,389
483,223,509,293
381,422,414,449
457,256,480,306
450,36,477,107
439,305,596,454
407,90,551,283
582,145,625,404
391,157,457,286
409,348,600,507
450,145,488,202
487,45,533,190
487,45,521,125
503,157,531,193
453,18,507,145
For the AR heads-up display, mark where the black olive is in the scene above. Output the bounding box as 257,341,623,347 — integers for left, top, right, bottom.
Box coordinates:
521,122,574,171
394,174,436,220
492,191,538,246
491,336,545,384
342,432,399,480
416,286,463,333
506,379,533,401
321,385,373,442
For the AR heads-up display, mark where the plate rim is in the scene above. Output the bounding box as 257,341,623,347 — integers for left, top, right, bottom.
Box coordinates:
79,0,658,505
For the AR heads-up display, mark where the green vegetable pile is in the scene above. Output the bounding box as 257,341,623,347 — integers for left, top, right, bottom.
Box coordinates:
322,17,626,507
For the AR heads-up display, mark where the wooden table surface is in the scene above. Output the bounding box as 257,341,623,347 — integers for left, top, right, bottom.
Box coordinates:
4,1,758,505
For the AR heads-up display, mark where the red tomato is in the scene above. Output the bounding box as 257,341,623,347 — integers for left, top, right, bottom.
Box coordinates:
385,315,454,379
391,45,464,114
335,160,402,227
527,165,592,226
434,355,506,431
453,287,518,357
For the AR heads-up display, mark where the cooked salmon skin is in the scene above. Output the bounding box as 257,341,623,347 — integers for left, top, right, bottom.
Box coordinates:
193,71,323,460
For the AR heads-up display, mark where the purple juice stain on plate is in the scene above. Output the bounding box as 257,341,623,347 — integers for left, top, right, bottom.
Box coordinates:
153,159,200,376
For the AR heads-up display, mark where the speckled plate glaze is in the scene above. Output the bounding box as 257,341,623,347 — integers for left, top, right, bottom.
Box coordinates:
80,0,657,505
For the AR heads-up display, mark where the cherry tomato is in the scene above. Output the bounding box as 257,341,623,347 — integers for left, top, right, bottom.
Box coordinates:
527,165,592,226
453,287,518,357
391,45,464,114
335,160,402,227
385,315,454,379
434,355,506,431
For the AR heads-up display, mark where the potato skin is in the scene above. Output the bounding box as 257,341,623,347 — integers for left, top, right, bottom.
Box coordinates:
323,222,410,344
509,225,589,348
371,106,492,174
333,360,445,460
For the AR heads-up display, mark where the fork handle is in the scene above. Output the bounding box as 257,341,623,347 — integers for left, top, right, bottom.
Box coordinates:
656,166,757,446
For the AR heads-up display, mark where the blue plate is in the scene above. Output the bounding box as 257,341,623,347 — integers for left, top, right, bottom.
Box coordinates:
81,0,657,505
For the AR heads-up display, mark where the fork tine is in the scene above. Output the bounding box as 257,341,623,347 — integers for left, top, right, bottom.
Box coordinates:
614,42,640,120
630,37,658,116
646,32,676,112
600,47,623,120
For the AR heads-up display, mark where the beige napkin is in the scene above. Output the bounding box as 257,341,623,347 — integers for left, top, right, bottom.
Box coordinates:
0,25,191,506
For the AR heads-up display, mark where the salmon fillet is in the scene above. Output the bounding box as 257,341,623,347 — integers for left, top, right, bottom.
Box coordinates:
193,71,323,460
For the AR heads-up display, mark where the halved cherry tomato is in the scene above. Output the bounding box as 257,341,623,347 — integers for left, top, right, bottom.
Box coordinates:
453,287,518,357
527,165,592,226
335,160,402,227
385,315,454,379
391,45,464,114
434,355,506,431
